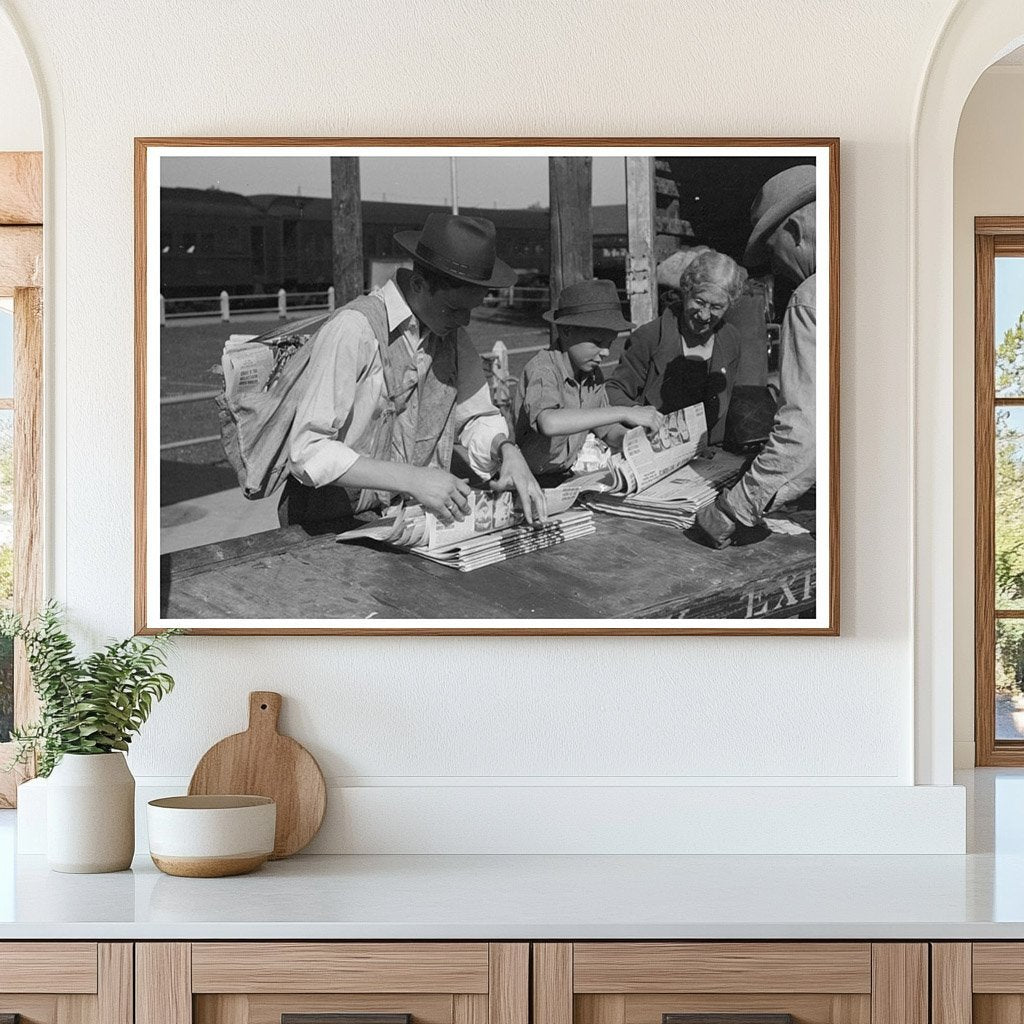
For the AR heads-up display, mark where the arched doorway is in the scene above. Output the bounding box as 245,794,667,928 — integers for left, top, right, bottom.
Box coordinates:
913,1,1024,785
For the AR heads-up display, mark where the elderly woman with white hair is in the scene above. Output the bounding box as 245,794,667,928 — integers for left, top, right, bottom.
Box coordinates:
606,248,756,446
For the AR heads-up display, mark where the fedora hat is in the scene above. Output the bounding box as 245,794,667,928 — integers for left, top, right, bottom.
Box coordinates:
542,278,635,331
743,164,816,267
394,213,517,288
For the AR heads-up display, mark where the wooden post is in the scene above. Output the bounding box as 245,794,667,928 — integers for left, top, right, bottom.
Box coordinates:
277,288,287,319
549,157,593,342
330,156,363,304
625,156,656,327
327,285,335,311
219,289,229,322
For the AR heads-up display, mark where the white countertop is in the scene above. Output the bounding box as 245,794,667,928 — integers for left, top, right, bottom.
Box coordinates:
0,849,1022,941
2,769,1023,941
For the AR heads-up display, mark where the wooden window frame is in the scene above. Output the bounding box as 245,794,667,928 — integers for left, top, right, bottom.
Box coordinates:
0,151,43,806
975,217,1024,764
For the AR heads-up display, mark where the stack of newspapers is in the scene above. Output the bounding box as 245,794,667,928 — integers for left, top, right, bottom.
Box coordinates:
336,490,595,572
555,403,749,530
582,454,747,529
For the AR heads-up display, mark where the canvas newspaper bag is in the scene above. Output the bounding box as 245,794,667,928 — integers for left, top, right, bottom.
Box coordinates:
216,295,393,501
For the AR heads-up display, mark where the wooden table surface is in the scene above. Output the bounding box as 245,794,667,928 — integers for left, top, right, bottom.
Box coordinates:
162,514,817,622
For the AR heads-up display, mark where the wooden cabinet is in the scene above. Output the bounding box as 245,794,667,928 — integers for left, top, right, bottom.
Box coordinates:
0,938,945,1024
932,943,1024,1024
0,943,132,1024
135,944,528,1024
532,944,928,1024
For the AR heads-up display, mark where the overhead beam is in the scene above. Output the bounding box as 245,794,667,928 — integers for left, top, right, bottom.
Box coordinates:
0,153,42,226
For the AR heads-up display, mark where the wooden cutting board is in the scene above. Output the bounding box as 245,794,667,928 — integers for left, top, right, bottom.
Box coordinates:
188,691,326,859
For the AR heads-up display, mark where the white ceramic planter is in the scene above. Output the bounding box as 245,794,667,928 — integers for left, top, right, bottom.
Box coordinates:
46,752,135,873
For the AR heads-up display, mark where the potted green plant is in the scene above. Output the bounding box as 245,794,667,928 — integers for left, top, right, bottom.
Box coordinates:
2,602,179,873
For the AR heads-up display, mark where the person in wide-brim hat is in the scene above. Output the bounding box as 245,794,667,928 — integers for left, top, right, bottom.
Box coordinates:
693,163,818,549
394,211,518,288
512,279,662,484
743,163,816,267
541,278,634,332
278,210,548,532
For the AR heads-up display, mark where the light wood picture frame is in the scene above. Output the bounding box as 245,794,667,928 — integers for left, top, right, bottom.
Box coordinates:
136,137,839,636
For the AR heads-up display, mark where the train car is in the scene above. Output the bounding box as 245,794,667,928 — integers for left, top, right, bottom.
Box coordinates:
160,188,628,297
160,188,267,298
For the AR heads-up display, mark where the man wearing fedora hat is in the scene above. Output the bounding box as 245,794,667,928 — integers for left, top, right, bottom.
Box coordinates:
695,164,817,548
513,279,662,483
280,212,548,527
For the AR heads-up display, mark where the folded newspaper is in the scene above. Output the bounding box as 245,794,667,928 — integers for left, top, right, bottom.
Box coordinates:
532,403,744,531
335,490,595,572
570,404,809,535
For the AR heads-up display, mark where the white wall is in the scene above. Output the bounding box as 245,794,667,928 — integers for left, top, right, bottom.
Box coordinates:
952,65,1024,767
0,0,978,852
0,8,39,152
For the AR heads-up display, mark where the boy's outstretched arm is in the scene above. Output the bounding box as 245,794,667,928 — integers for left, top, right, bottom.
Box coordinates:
536,404,662,438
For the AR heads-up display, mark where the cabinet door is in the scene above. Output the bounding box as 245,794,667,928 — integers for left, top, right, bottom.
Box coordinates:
137,943,528,1024
947,942,1024,1024
0,943,131,1024
533,944,928,1024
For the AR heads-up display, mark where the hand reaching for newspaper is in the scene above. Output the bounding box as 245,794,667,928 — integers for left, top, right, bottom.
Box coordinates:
489,442,548,526
621,406,664,433
407,467,472,525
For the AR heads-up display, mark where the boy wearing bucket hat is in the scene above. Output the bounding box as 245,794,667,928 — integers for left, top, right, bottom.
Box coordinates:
281,212,547,527
694,164,817,548
513,279,663,484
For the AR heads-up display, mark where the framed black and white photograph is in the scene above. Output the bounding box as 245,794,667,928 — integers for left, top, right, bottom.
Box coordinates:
135,138,838,635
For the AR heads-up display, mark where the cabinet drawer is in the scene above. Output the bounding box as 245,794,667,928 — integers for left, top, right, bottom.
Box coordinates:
571,944,872,994
139,942,528,1024
191,943,490,993
534,943,925,1024
0,942,98,993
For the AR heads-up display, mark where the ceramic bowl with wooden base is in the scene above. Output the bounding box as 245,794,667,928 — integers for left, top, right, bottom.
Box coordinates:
147,795,276,877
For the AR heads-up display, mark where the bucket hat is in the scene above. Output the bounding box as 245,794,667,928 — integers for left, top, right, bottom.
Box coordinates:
394,212,517,288
542,279,635,331
744,164,816,267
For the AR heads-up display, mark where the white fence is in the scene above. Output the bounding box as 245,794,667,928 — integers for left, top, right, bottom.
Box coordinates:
160,285,557,325
159,341,517,454
159,284,628,453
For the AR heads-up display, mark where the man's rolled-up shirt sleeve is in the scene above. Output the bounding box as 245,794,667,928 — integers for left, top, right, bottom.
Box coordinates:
288,311,375,488
724,296,816,526
454,330,508,479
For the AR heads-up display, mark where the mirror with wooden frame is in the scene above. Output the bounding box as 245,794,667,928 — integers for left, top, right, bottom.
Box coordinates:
0,151,44,807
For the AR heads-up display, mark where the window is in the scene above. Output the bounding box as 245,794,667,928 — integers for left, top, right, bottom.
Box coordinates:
0,150,44,807
0,306,11,744
976,219,1024,764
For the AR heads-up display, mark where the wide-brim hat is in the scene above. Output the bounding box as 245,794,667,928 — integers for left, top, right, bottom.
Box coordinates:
395,212,517,288
542,278,635,332
744,164,816,267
